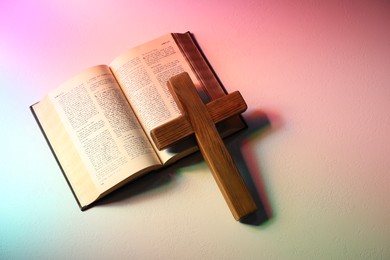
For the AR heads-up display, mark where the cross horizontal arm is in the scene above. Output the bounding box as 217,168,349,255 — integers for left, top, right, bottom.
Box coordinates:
151,91,247,150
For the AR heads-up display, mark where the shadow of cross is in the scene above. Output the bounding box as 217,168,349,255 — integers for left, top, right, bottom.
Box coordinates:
151,72,257,221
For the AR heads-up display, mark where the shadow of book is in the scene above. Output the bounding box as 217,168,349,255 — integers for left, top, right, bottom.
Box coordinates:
95,110,276,226
93,150,204,207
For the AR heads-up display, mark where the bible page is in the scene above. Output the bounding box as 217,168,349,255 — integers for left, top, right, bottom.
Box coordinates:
45,65,161,195
109,34,202,163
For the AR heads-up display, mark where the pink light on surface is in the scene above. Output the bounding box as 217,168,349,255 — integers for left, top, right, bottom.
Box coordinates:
1,0,390,259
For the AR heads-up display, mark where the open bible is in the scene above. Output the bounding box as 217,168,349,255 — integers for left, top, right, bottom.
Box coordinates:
31,32,246,210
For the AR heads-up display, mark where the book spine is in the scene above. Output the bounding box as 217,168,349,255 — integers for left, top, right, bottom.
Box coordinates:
172,32,228,99
172,32,247,134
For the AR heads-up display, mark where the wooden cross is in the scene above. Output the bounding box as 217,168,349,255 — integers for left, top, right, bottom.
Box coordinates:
151,72,257,221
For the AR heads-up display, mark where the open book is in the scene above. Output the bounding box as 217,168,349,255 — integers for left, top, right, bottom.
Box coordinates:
31,32,245,210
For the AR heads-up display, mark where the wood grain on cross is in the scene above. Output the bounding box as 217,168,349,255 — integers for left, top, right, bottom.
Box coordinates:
151,72,257,220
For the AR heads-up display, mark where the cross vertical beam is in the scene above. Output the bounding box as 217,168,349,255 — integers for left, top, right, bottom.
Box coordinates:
153,72,257,220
